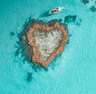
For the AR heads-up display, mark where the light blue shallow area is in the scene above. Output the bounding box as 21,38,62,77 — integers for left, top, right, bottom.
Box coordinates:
0,0,96,94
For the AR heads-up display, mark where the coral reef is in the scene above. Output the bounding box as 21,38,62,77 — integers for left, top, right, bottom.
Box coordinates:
15,19,68,68
27,21,68,67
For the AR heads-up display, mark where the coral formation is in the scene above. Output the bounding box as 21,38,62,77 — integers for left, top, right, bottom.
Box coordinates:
81,0,89,4
90,6,96,12
64,15,77,25
27,21,68,67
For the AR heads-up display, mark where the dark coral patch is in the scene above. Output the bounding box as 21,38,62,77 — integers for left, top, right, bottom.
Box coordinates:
10,32,15,36
64,15,77,25
81,0,89,4
90,6,96,12
26,72,33,82
64,15,82,26
95,1,96,4
59,19,62,22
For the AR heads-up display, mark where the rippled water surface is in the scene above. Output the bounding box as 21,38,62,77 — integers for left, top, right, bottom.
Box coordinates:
0,0,96,94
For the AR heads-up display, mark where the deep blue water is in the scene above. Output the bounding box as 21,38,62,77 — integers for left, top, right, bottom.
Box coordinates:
0,0,96,94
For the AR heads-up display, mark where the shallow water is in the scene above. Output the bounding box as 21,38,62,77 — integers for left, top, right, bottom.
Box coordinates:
0,0,96,94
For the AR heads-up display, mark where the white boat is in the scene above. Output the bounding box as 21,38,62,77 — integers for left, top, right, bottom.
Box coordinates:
48,7,64,14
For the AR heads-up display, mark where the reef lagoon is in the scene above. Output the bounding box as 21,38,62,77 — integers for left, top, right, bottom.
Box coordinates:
0,0,96,94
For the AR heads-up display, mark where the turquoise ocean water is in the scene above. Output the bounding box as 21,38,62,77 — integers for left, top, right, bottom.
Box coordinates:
0,0,96,94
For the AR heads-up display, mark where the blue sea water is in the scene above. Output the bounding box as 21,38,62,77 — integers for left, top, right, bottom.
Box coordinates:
0,0,96,94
